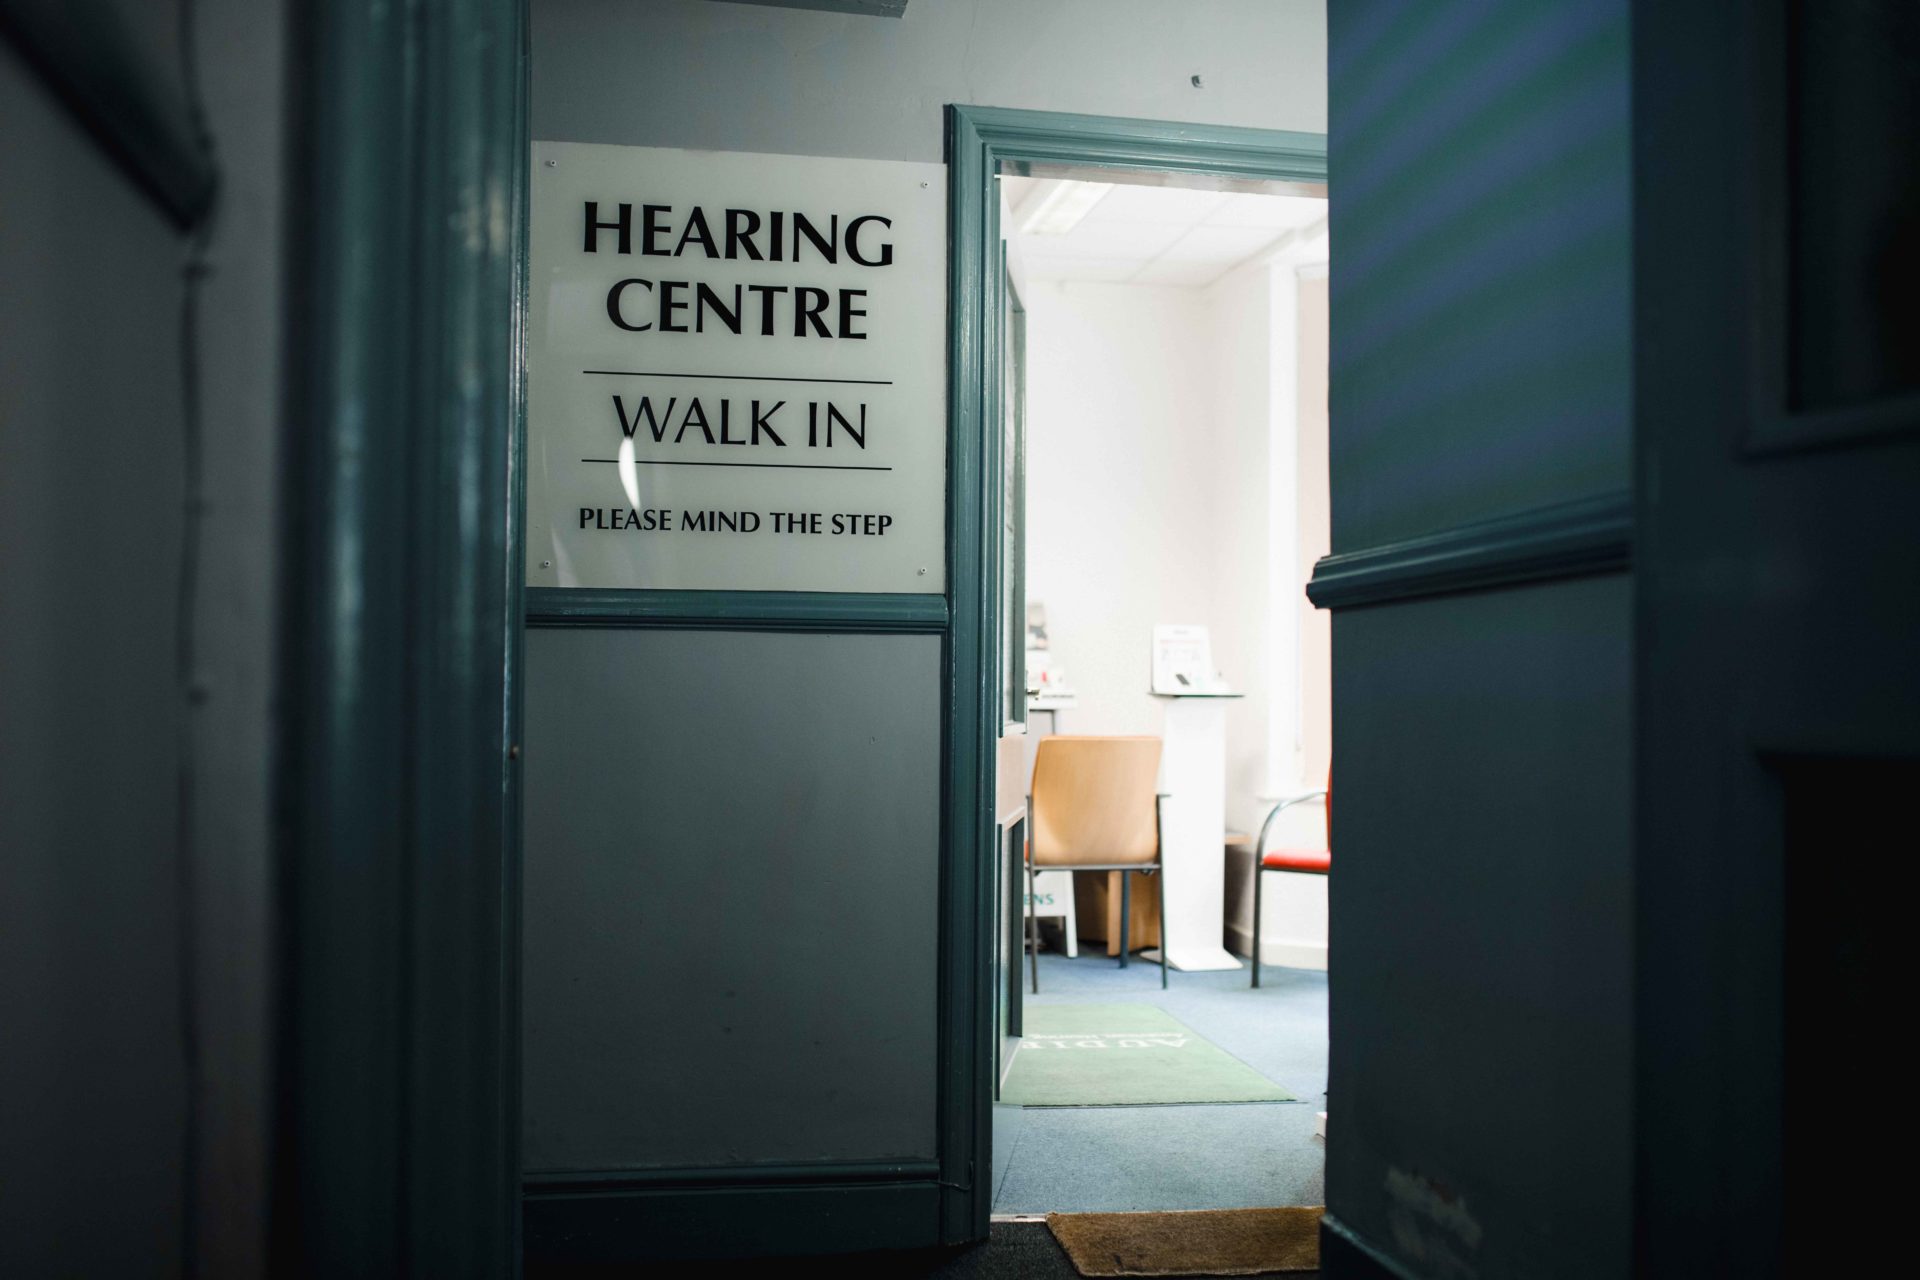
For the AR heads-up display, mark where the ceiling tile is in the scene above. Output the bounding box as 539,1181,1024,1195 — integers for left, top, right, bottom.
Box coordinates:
1203,191,1328,230
1086,183,1233,225
1152,224,1285,264
1035,220,1189,259
1008,178,1326,285
1130,257,1229,287
1023,256,1143,284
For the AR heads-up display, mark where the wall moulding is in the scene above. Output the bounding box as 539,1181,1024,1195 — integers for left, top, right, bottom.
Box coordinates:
1306,491,1632,611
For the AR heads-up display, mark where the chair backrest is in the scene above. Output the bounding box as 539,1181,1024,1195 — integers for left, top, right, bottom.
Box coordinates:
1324,767,1332,849
1030,735,1163,866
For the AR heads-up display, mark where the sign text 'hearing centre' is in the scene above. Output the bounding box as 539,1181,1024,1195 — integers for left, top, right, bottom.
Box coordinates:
524,142,947,593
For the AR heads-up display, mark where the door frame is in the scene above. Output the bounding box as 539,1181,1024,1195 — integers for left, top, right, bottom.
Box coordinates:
272,0,528,1272
943,106,1327,1236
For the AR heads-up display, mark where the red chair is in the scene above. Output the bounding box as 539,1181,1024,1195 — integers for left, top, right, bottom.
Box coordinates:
1250,773,1329,988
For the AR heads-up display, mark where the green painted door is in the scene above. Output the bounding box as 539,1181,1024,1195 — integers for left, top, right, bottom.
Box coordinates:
1633,4,1920,1274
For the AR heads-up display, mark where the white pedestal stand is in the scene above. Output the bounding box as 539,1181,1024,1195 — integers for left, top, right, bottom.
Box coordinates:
1152,692,1244,971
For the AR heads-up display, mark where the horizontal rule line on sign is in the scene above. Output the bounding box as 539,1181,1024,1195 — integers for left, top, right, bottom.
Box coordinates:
580,458,893,472
580,369,894,386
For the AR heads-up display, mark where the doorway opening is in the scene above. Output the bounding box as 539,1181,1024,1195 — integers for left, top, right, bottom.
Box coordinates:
955,116,1331,1221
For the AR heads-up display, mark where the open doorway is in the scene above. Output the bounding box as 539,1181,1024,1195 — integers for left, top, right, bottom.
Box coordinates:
985,159,1332,1217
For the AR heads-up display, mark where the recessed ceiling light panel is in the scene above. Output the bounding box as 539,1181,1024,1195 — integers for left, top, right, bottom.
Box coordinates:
1020,181,1115,236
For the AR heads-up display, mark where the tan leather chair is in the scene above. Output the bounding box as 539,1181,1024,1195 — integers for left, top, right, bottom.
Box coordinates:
1027,735,1168,992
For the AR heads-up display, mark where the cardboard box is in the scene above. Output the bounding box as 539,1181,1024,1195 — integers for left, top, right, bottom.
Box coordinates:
1072,869,1161,955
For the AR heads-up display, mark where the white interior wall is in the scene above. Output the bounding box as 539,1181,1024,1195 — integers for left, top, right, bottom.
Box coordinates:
1200,262,1278,836
1024,280,1219,741
1024,262,1316,834
1294,267,1332,794
1023,245,1331,968
1240,259,1330,968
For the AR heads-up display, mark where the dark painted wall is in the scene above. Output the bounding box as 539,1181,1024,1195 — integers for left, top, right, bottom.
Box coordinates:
0,35,190,1272
0,1,284,1273
535,0,1326,164
1324,3,1633,1276
1330,0,1630,551
1330,582,1630,1277
522,629,942,1171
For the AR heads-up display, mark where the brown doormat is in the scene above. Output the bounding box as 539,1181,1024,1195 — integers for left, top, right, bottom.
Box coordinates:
1046,1206,1322,1276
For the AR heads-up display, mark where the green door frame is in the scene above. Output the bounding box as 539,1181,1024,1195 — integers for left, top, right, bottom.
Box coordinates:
944,106,1327,1238
273,1,528,1272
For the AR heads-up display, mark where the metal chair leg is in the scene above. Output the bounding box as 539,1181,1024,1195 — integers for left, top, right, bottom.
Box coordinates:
1252,863,1263,989
1119,871,1131,969
1009,820,1025,1037
1027,856,1040,995
1157,864,1167,989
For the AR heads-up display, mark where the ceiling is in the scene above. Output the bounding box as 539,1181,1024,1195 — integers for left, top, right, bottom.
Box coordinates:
1003,176,1327,288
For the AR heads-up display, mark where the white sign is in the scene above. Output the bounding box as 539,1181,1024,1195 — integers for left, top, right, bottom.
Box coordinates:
526,141,948,592
1151,625,1225,694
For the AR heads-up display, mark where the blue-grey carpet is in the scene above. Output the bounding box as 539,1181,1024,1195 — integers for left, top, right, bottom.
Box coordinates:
992,950,1327,1216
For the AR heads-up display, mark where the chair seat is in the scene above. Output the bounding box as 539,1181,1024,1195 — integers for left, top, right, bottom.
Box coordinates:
1261,847,1331,874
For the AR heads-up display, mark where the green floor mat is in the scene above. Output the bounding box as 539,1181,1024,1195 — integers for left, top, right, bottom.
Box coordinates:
1003,1004,1295,1107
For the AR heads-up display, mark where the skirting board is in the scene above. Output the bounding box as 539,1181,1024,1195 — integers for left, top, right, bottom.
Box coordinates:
1225,922,1328,972
524,1177,942,1263
1319,1214,1426,1280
